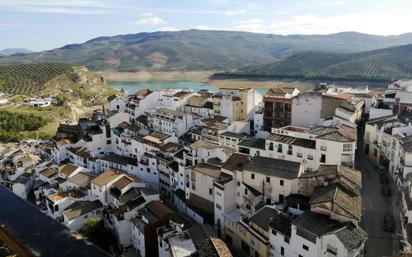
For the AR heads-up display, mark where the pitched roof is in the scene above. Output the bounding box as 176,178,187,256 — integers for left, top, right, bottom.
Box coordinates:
292,212,341,237
91,170,122,187
113,175,140,190
63,200,103,221
266,87,296,96
310,183,361,220
302,165,362,187
196,238,233,257
191,140,219,150
249,207,277,230
238,138,266,150
222,153,250,171
40,167,57,178
335,223,367,251
100,154,137,166
310,125,356,142
268,134,316,149
243,156,301,179
146,201,174,219
193,163,221,178
159,142,184,154
66,172,97,188
107,94,118,102
49,190,86,203
219,132,248,139
58,163,79,177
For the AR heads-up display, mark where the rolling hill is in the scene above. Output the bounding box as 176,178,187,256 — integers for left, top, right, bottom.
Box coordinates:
0,63,115,97
216,44,412,82
0,48,32,56
1,30,412,71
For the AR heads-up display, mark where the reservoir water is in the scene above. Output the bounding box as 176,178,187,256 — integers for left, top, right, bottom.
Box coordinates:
109,81,218,94
109,81,268,95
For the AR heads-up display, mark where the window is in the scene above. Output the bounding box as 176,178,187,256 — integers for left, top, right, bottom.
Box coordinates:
284,237,289,244
277,144,283,153
320,146,327,151
297,152,302,158
280,180,284,186
209,188,213,195
343,143,353,152
237,181,241,187
287,145,293,155
271,230,277,235
320,154,326,163
266,177,270,183
308,154,313,160
216,204,222,210
269,142,274,151
251,173,255,180
244,189,248,195
327,245,338,255
303,244,309,251
281,247,285,256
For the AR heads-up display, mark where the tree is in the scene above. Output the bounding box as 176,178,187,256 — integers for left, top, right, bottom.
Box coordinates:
79,219,116,252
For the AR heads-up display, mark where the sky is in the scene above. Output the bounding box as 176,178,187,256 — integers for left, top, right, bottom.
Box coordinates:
1,0,412,51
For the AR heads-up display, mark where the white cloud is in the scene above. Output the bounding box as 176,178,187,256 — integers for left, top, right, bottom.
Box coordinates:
141,12,154,17
133,16,166,26
232,12,412,35
222,9,247,16
233,18,265,33
0,0,111,14
158,26,178,31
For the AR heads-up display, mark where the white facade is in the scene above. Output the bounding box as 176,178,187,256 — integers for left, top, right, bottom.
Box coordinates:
291,93,322,128
147,108,194,137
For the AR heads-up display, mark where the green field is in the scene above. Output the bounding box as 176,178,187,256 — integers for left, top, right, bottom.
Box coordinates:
0,63,73,95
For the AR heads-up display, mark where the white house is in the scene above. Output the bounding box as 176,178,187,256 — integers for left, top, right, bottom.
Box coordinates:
63,200,103,231
90,169,125,206
108,95,126,112
290,212,367,257
146,108,194,137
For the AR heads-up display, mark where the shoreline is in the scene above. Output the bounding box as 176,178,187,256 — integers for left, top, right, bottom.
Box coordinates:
100,70,318,91
98,70,214,83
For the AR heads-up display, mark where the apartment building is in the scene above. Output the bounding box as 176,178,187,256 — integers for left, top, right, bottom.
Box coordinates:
147,108,194,137
213,88,255,122
263,87,299,130
264,125,357,171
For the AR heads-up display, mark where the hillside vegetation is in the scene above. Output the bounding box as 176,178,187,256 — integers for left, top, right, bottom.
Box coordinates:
1,30,412,71
0,63,73,95
218,44,412,82
0,63,116,140
0,110,50,142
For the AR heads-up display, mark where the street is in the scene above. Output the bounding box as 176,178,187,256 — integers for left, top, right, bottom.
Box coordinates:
356,124,401,257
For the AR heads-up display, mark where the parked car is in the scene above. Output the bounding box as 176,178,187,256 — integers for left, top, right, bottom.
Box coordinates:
375,165,386,174
379,173,389,184
383,215,395,233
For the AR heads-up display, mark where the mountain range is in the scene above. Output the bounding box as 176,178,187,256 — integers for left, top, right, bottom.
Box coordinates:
0,48,32,56
217,44,412,82
1,30,412,72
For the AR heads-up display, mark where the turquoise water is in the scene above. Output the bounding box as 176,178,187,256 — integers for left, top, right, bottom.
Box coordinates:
109,81,218,94
109,80,268,95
